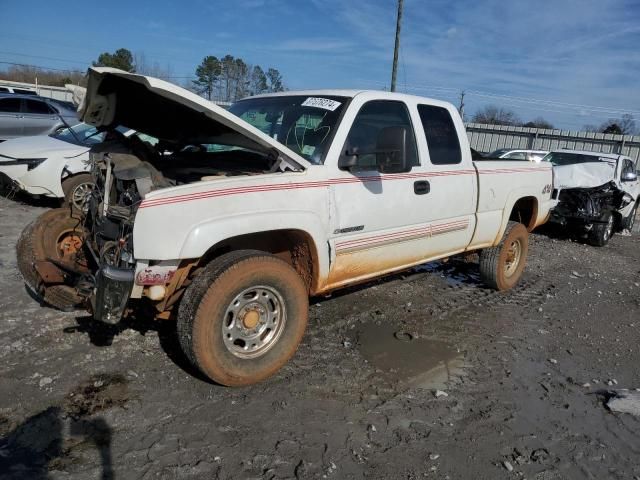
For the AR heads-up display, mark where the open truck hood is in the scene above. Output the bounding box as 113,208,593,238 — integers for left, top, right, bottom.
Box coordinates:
553,162,616,189
79,67,310,170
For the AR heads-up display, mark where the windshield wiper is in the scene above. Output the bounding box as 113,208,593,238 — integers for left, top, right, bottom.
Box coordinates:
55,114,85,146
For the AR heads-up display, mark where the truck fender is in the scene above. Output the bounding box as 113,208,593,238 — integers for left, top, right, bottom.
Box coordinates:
178,210,331,283
493,189,540,245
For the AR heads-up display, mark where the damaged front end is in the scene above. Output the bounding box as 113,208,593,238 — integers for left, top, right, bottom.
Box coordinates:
83,136,175,323
551,181,631,228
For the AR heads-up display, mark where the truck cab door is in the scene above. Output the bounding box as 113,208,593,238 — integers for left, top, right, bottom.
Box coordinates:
412,103,476,256
324,98,474,290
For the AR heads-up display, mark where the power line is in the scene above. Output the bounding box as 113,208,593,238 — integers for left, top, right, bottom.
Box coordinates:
0,50,90,66
365,79,640,117
0,60,195,80
0,61,83,72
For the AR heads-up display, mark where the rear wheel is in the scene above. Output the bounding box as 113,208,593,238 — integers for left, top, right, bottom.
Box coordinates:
479,221,529,291
177,250,309,386
587,211,614,247
62,174,94,212
16,208,88,310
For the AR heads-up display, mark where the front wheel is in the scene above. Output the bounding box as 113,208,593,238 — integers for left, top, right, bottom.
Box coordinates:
16,208,88,310
177,250,309,386
479,221,529,291
587,211,614,247
62,173,94,212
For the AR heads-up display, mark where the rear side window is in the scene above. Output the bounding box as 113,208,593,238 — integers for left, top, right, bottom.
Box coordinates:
0,87,9,93
25,99,54,114
0,98,21,113
417,105,461,165
504,152,527,160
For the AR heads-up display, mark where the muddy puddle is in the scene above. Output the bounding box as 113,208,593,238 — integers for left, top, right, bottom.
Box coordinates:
415,260,481,287
357,323,465,390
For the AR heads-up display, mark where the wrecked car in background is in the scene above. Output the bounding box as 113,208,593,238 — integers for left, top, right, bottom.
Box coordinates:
16,67,554,386
548,150,640,246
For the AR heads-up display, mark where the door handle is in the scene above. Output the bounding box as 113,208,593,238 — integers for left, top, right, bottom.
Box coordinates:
414,180,430,195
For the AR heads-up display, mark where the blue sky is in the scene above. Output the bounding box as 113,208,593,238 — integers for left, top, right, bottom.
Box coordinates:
1,0,639,130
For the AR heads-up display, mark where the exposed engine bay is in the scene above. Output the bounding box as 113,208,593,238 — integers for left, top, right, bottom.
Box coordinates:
81,131,282,322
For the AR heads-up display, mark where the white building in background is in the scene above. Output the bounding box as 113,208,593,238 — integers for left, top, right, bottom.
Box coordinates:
0,79,73,101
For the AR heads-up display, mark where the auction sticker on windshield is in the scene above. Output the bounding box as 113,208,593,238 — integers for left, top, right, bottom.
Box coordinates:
301,97,342,111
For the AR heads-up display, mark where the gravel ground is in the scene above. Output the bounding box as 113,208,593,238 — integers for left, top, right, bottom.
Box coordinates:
1,194,639,480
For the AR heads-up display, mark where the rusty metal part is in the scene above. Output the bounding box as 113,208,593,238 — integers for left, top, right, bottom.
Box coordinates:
34,260,67,284
154,259,197,314
155,310,172,320
242,309,260,329
58,233,83,257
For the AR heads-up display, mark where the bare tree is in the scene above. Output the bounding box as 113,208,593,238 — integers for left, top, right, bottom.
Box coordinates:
134,53,174,80
0,65,85,86
471,105,521,126
523,117,554,129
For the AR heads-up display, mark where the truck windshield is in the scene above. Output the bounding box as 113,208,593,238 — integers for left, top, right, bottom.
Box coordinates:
229,95,348,164
543,152,613,166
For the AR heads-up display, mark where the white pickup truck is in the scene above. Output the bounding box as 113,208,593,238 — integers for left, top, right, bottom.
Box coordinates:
17,68,554,386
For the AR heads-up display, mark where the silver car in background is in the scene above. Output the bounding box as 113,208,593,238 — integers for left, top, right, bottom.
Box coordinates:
0,94,78,141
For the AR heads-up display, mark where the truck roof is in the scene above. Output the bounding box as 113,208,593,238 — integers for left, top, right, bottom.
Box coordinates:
244,89,447,105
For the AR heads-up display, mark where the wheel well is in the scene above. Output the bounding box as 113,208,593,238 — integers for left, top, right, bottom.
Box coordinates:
61,171,92,187
509,197,538,232
200,230,318,293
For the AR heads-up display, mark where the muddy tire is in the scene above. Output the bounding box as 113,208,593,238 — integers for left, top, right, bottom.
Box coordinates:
588,211,614,247
16,208,87,311
479,221,529,291
62,173,94,212
177,250,309,386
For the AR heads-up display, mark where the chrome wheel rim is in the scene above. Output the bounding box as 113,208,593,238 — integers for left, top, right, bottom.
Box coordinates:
71,182,94,211
222,285,286,359
604,215,613,240
504,239,522,278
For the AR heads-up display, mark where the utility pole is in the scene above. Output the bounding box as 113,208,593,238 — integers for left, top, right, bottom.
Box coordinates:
458,90,466,122
390,0,404,92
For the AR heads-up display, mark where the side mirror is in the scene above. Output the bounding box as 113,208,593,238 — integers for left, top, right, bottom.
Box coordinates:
622,171,638,182
376,126,408,174
338,149,359,169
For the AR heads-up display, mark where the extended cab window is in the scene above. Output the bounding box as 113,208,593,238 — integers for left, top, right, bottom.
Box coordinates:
343,100,418,169
417,105,461,165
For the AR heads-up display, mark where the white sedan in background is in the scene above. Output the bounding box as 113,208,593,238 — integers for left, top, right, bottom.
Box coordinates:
488,148,550,162
0,124,142,209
